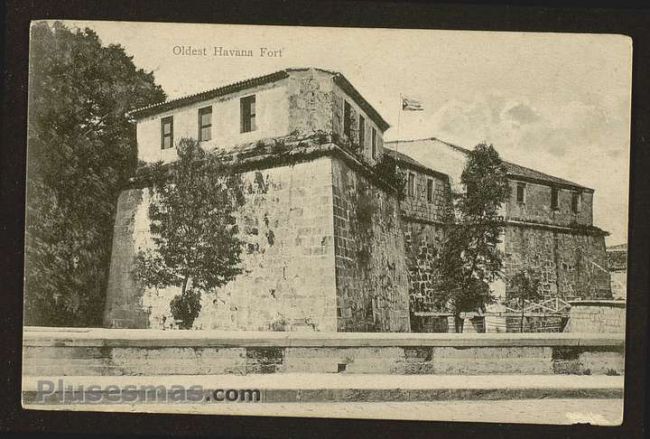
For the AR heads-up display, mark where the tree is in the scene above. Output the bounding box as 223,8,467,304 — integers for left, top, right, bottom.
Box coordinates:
24,22,165,326
508,269,543,333
434,143,510,332
134,138,245,329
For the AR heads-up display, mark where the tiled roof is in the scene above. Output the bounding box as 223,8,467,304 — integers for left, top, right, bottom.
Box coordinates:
383,148,449,180
128,68,390,131
386,137,591,191
128,70,290,119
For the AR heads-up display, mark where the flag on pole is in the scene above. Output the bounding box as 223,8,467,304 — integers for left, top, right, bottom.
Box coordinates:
401,95,424,111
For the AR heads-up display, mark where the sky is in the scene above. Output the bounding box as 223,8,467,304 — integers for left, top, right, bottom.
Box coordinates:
59,21,632,245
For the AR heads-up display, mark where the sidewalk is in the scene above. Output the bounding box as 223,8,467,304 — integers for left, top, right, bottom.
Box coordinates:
22,373,624,390
23,373,624,403
24,399,624,425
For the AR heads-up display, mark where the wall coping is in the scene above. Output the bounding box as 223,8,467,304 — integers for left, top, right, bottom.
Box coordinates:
130,138,401,196
23,327,624,348
568,300,627,308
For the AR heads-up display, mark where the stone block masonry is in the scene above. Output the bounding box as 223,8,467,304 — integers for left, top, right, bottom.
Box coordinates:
506,179,594,228
105,157,338,331
105,150,411,332
565,301,626,333
402,222,445,310
504,225,611,300
331,158,410,332
23,328,625,376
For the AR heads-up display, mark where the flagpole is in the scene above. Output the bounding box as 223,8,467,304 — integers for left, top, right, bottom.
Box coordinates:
396,93,402,154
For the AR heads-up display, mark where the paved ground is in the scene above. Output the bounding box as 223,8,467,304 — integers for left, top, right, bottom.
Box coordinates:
24,399,624,425
22,373,625,390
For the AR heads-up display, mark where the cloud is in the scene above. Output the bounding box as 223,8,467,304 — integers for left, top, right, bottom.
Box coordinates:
503,102,541,125
396,92,630,244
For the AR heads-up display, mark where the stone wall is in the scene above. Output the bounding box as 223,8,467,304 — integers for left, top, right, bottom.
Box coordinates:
506,179,594,227
564,301,626,333
137,79,291,164
285,68,386,167
287,69,334,137
400,169,450,223
106,151,413,333
402,222,445,312
23,327,625,376
103,190,150,329
105,157,338,331
331,85,384,166
607,246,627,300
610,270,627,300
503,225,611,300
397,165,452,318
331,158,410,332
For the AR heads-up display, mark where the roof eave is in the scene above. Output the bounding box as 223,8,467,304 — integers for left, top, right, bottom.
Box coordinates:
387,137,591,192
507,174,593,192
332,74,390,132
128,70,291,120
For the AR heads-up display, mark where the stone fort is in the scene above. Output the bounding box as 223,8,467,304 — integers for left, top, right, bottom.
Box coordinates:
104,68,611,332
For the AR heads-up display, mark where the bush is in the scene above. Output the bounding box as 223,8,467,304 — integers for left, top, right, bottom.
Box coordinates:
170,289,202,329
373,155,406,198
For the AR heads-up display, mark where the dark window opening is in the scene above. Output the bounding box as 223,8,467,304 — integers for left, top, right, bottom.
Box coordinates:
359,115,365,148
240,95,256,133
466,183,474,199
343,101,352,138
551,187,559,210
427,178,434,203
161,116,173,149
516,183,526,204
198,106,212,141
408,172,416,197
371,127,378,159
572,192,581,213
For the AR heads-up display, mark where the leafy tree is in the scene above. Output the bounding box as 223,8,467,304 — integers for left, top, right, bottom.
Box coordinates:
434,143,510,332
134,138,245,329
508,269,543,333
24,22,165,326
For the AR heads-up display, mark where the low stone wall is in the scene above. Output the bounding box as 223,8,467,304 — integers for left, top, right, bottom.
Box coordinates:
564,301,626,333
23,327,624,376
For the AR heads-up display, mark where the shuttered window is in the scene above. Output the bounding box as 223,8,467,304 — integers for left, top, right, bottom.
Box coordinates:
198,106,212,141
241,95,256,133
161,116,173,149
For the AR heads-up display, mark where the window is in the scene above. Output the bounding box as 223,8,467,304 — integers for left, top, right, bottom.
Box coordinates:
240,95,256,133
427,178,434,203
198,106,212,141
516,183,526,204
371,127,377,159
408,172,416,197
161,116,173,149
572,192,581,213
551,187,559,210
343,101,352,138
358,115,365,148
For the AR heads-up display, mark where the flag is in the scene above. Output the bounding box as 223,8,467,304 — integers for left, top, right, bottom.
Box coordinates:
401,96,423,111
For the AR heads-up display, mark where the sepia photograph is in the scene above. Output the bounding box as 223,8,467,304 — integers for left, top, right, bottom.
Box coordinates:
21,19,632,426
